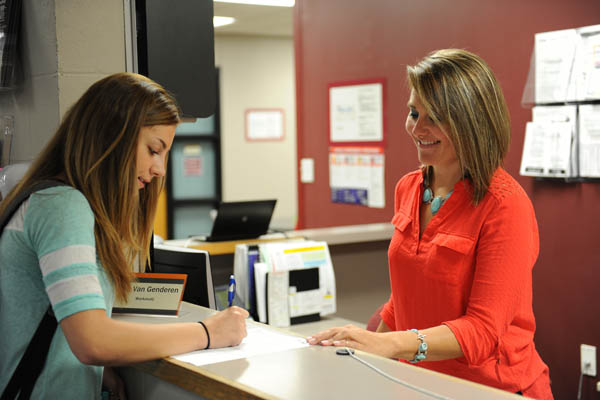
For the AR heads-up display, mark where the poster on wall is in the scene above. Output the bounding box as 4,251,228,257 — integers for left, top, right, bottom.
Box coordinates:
329,79,385,144
183,144,203,176
245,109,285,141
329,146,385,208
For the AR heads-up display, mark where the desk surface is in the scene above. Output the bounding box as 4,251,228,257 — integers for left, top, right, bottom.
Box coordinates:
165,235,304,255
165,222,394,255
115,303,525,400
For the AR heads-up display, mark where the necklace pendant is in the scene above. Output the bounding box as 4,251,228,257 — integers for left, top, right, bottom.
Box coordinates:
423,187,432,203
431,196,443,214
423,184,452,216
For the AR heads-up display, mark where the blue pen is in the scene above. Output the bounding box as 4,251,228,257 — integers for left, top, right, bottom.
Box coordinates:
227,274,236,307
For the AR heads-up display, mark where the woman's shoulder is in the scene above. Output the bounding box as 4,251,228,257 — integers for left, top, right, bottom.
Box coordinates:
27,185,93,220
30,185,89,203
22,185,96,252
486,168,528,201
483,168,534,215
395,169,423,191
393,169,422,214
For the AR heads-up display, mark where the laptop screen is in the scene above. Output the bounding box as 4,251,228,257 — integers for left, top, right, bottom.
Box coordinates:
207,199,276,242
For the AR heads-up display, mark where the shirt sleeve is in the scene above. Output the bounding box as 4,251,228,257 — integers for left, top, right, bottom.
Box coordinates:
24,187,107,322
443,190,539,366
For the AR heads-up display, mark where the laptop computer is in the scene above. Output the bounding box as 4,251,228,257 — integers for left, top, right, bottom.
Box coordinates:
204,199,277,242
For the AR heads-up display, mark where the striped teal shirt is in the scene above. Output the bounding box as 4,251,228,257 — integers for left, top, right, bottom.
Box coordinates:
0,186,114,399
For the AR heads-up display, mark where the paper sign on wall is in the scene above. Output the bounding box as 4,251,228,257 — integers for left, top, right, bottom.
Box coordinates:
183,144,203,176
329,146,385,208
246,109,285,141
329,81,384,143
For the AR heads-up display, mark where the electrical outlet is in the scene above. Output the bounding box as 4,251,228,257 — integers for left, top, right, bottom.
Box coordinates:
581,344,597,377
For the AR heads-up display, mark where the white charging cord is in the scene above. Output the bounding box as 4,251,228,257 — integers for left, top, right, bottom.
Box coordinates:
344,348,454,400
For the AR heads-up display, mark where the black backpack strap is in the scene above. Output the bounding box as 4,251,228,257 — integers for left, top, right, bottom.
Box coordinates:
1,180,66,400
1,308,56,400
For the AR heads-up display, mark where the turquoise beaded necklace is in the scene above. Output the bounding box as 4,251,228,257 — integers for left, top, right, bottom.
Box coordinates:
422,166,453,215
422,186,452,215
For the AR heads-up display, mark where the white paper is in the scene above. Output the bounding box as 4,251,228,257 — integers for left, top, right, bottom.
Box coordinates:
330,83,383,142
544,123,574,177
531,105,579,177
172,323,308,366
267,271,290,327
579,104,600,177
573,25,600,101
246,110,284,140
520,121,574,178
520,122,546,176
289,288,322,318
532,105,577,124
368,153,385,207
254,262,268,323
535,28,578,103
233,244,249,309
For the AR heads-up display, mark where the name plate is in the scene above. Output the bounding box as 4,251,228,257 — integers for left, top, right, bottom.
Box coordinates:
112,273,187,316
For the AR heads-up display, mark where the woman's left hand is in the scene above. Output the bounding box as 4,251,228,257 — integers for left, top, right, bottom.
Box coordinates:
306,325,400,359
102,366,127,400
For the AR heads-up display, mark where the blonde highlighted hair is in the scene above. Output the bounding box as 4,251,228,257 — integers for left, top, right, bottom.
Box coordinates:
0,72,180,302
407,49,511,204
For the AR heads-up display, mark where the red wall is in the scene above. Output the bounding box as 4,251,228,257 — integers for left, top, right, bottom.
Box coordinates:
294,1,600,398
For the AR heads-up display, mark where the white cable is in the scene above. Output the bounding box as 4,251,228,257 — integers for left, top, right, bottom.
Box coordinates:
345,348,453,400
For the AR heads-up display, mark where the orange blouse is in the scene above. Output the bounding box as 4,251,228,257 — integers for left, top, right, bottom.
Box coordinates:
381,168,552,399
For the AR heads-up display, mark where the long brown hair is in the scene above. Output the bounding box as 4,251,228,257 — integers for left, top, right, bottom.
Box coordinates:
0,73,180,302
407,49,511,204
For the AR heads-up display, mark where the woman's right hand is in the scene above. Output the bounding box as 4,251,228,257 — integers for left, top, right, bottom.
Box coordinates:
202,306,249,349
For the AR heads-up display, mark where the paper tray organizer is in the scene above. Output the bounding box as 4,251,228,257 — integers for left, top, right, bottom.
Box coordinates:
233,240,336,327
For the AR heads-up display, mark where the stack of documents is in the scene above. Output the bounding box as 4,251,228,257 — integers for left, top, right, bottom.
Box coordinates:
578,105,600,178
520,105,600,179
520,106,577,178
534,24,600,104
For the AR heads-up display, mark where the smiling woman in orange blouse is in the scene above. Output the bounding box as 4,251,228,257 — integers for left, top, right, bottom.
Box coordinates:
307,49,553,399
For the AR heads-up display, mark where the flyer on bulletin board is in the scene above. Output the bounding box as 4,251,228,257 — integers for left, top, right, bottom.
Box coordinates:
329,146,385,208
329,79,385,144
